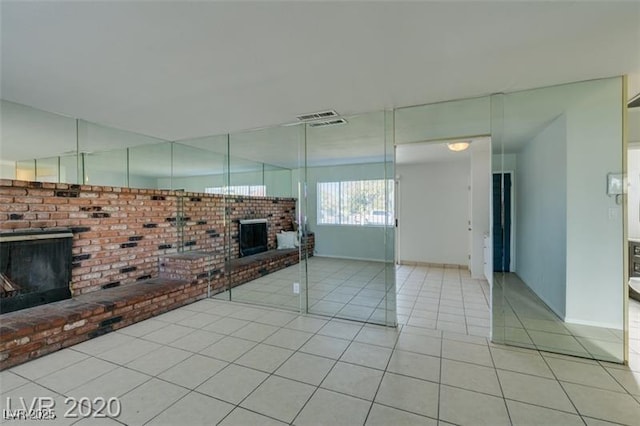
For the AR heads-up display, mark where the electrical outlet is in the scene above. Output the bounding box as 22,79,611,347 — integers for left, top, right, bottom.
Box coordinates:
293,282,300,294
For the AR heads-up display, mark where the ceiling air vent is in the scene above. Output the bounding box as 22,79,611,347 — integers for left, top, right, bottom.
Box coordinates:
296,110,339,122
308,118,347,128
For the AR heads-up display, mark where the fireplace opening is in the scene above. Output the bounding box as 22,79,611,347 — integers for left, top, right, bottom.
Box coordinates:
239,219,268,257
0,229,73,314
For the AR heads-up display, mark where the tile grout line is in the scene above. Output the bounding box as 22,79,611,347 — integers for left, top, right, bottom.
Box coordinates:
286,275,373,424
437,292,445,424
486,336,514,426
225,306,364,425
200,312,305,425
361,322,403,425
537,347,589,424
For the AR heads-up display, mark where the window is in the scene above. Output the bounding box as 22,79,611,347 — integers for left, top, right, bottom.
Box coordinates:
317,179,394,226
205,185,266,196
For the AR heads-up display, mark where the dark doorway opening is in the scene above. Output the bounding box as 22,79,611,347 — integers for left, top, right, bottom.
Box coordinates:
493,173,512,272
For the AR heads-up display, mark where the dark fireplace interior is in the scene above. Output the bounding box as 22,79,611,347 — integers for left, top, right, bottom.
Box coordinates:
239,219,268,257
0,229,73,314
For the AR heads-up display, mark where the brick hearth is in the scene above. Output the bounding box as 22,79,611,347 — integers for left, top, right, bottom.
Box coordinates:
0,278,202,370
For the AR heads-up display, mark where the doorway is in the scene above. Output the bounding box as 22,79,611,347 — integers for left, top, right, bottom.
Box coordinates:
492,172,512,272
394,138,493,336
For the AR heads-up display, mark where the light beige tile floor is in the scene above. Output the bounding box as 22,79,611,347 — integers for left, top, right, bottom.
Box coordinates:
1,263,639,425
215,257,396,325
493,273,628,363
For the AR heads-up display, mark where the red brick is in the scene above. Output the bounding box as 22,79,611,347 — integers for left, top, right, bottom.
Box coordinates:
44,197,66,204
27,189,55,197
0,221,29,230
29,204,56,212
14,196,43,204
0,204,28,212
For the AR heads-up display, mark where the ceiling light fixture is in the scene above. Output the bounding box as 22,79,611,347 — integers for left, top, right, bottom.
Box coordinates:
447,141,470,152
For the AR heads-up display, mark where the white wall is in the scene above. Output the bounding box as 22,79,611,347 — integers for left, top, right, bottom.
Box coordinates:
516,115,567,318
564,78,623,329
470,140,491,278
492,153,516,172
397,160,470,265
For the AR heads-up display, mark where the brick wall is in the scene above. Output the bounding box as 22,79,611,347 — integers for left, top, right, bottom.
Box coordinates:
226,197,296,258
0,180,297,296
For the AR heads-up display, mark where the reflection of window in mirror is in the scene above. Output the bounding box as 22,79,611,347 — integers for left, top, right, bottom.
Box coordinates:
317,179,394,226
205,185,266,196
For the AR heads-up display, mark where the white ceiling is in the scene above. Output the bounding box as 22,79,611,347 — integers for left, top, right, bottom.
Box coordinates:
1,0,639,147
177,111,389,169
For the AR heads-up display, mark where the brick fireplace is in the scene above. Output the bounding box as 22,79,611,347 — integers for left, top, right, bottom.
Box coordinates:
0,179,313,369
0,179,297,296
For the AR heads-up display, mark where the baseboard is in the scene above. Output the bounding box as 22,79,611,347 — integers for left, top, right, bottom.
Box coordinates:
313,254,387,263
514,273,624,330
563,317,623,331
398,260,469,270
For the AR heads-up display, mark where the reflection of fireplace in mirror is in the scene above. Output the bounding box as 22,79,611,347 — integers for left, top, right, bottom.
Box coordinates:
0,229,73,314
239,219,268,257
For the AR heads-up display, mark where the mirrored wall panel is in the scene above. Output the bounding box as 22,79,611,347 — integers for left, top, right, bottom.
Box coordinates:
171,140,228,193
305,111,395,325
15,159,36,182
174,135,231,302
492,77,626,363
6,77,627,345
78,120,169,188
2,100,78,182
218,125,304,311
34,157,59,183
129,142,172,189
82,149,128,187
383,110,396,326
394,97,491,334
59,155,78,184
